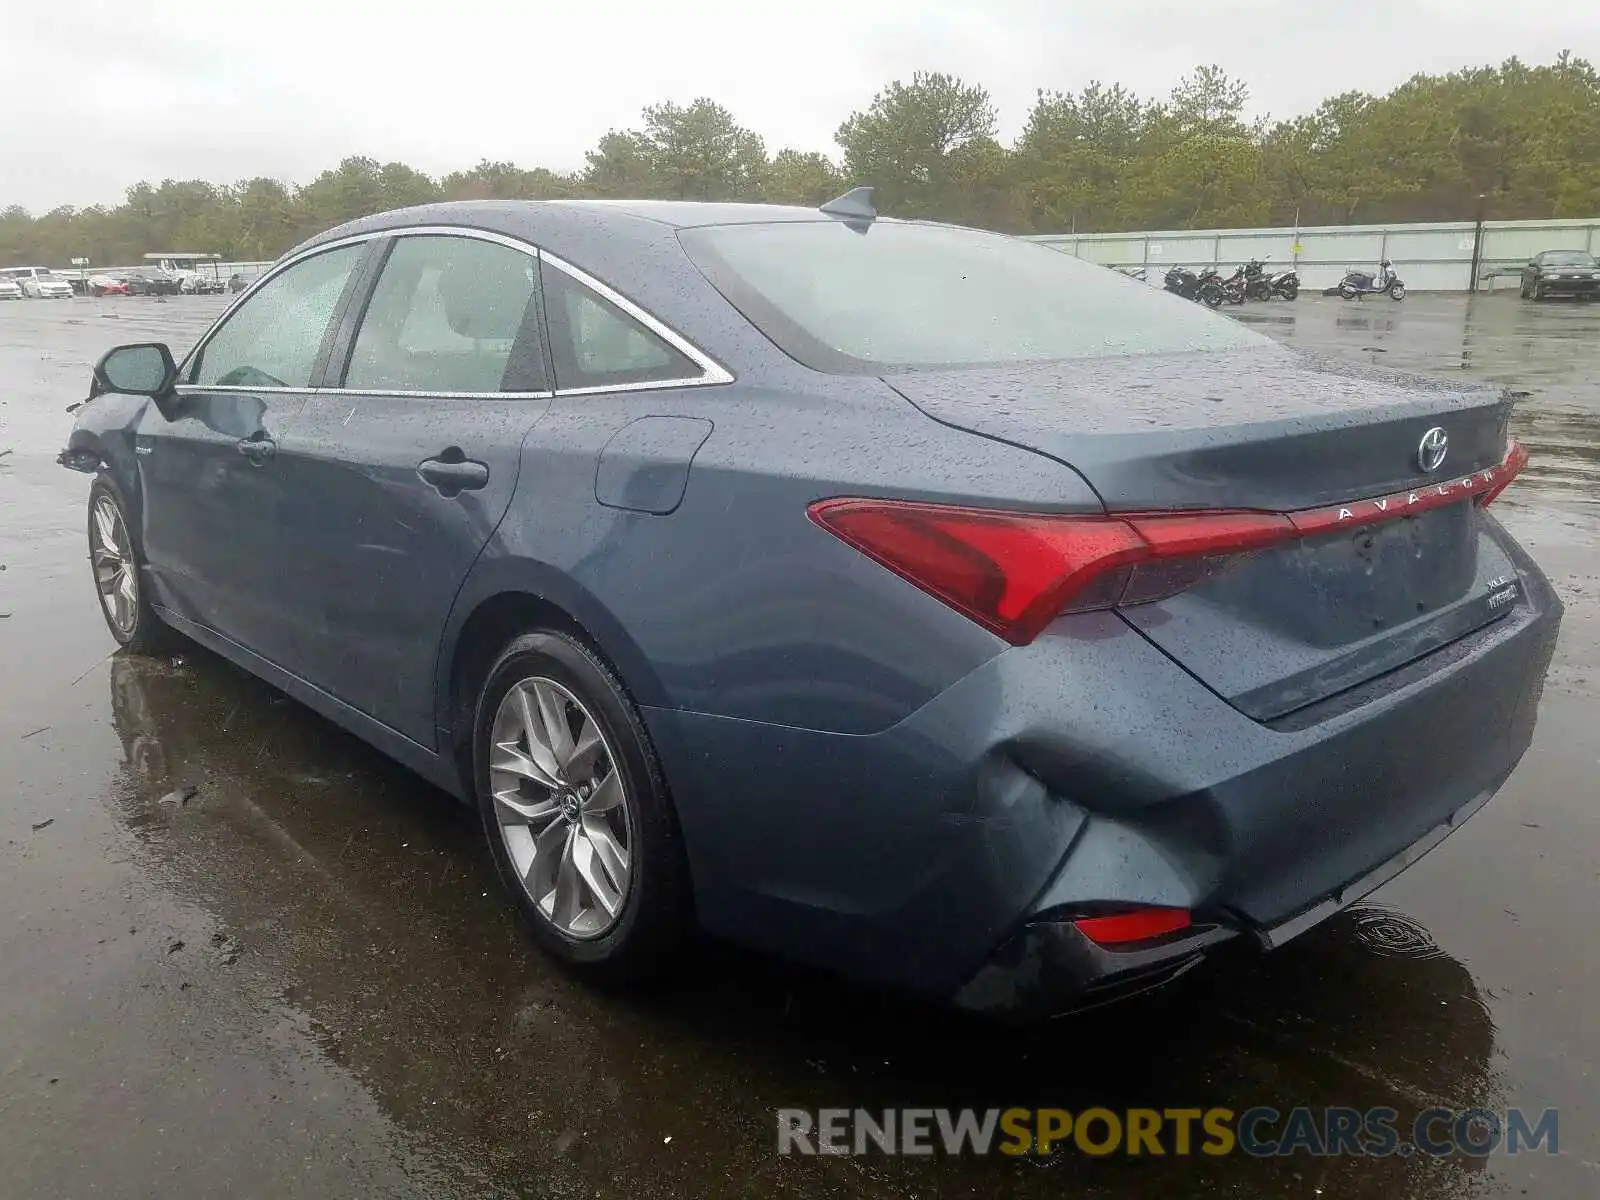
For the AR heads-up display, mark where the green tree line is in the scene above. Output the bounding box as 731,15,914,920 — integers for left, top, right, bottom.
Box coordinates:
4,53,1599,268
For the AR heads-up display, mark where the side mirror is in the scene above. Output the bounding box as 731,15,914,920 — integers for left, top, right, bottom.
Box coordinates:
92,343,180,417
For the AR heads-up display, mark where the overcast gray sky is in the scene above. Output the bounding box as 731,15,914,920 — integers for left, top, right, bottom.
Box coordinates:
3,0,1596,212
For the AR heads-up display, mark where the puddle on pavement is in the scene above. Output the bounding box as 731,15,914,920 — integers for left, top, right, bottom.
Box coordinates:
97,648,1509,1198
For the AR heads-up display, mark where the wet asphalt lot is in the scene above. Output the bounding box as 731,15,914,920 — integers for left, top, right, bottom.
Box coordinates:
1,292,1596,1198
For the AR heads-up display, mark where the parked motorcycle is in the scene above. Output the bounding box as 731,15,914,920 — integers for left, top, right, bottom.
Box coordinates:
1241,259,1301,301
1336,260,1406,301
1166,265,1224,307
1218,265,1249,305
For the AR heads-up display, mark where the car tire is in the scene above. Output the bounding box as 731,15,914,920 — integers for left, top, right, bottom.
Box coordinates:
474,629,692,983
87,478,179,655
1533,284,1545,301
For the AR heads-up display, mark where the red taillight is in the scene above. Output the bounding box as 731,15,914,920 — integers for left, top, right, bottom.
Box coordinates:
808,440,1530,645
1073,908,1193,947
1478,439,1528,507
807,498,1292,644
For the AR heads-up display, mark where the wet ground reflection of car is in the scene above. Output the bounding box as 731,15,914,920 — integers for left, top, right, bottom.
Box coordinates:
104,649,1507,1198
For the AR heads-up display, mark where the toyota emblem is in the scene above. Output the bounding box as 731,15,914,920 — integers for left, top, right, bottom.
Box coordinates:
1417,426,1449,473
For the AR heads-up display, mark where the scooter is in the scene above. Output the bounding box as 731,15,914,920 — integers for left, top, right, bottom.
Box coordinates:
1336,260,1406,301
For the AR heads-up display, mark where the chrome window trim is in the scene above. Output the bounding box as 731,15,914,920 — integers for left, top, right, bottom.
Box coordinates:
316,387,554,401
539,250,734,392
174,383,302,395
181,224,734,398
173,384,554,400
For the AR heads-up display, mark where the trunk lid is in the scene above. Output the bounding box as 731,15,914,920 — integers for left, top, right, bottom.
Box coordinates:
885,345,1520,721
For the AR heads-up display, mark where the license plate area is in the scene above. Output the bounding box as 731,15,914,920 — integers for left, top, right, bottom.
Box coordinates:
1214,504,1479,648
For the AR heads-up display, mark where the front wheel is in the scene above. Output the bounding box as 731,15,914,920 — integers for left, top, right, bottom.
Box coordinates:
1389,282,1407,301
474,630,692,982
87,479,178,654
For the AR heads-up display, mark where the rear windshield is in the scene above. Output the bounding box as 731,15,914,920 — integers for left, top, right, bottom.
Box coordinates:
1539,251,1597,266
679,220,1267,372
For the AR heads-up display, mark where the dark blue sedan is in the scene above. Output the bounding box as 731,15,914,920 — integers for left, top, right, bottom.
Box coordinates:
62,193,1561,1018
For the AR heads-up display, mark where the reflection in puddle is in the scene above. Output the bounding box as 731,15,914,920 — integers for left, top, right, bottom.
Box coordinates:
98,649,1510,1199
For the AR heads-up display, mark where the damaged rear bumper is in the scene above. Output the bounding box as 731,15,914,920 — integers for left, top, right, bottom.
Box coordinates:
952,781,1501,1022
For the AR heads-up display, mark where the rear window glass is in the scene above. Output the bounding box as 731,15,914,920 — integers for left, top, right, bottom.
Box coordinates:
679,221,1266,372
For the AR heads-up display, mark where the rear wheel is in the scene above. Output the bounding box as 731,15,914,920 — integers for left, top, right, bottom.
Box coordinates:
1280,282,1300,300
87,479,177,654
1338,282,1357,300
474,630,692,981
1199,284,1223,308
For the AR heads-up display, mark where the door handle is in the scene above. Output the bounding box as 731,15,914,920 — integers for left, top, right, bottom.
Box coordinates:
237,434,276,464
417,451,489,496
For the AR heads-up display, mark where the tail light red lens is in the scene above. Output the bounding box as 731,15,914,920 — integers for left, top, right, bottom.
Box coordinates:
807,498,1292,644
1478,439,1529,507
1073,907,1193,947
808,440,1528,645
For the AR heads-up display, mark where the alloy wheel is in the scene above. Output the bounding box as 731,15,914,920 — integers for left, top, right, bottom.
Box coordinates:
91,495,138,636
489,676,634,939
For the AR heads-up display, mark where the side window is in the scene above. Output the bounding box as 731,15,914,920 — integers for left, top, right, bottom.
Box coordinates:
189,245,362,388
343,235,545,394
540,261,701,391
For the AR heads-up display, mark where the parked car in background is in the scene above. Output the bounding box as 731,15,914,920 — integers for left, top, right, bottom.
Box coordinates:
1520,250,1599,300
16,267,76,298
117,268,182,296
0,276,22,300
87,274,131,297
3,266,75,298
61,196,1560,1020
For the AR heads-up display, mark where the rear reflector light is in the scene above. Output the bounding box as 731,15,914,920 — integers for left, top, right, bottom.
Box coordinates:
1073,908,1193,947
808,440,1528,645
